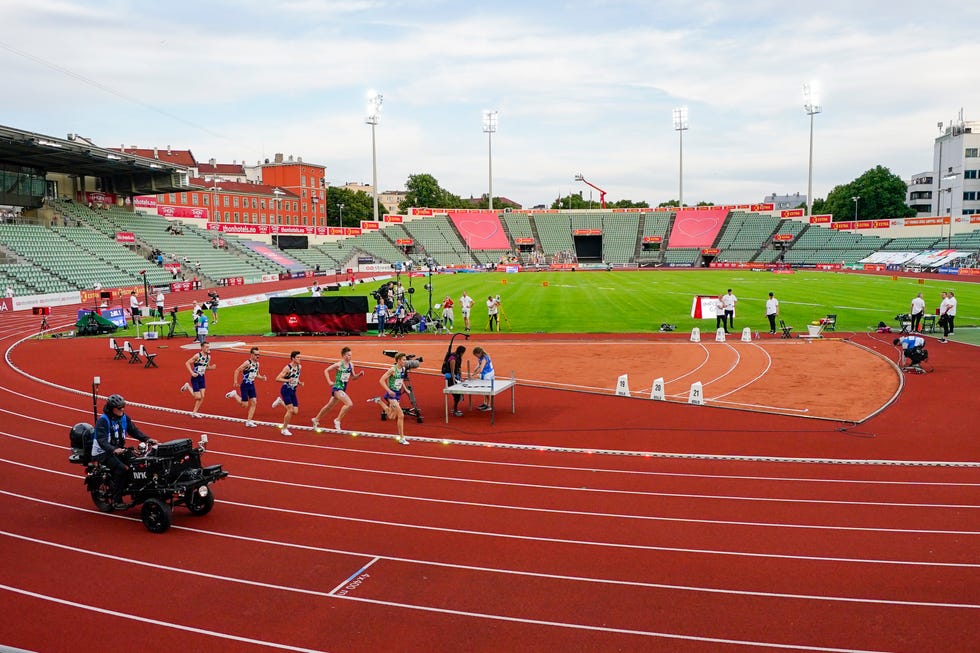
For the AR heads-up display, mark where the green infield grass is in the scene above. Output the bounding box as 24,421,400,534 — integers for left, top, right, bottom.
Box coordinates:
109,270,979,340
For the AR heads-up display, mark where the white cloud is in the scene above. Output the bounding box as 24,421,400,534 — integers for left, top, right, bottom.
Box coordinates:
0,1,978,207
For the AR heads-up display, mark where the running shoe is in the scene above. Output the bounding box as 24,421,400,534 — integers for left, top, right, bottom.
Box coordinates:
281,428,292,437
244,420,257,427
334,419,342,431
272,396,283,408
453,410,463,417
225,390,240,400
397,437,410,445
477,404,492,412
311,417,321,432
179,383,190,393
190,412,202,418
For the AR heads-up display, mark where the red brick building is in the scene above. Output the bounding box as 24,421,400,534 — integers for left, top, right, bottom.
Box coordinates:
121,147,327,227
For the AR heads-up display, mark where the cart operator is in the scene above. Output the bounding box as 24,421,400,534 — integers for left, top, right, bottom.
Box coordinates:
92,394,156,510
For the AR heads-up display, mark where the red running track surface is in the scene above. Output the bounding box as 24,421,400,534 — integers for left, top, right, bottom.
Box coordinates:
1,281,978,653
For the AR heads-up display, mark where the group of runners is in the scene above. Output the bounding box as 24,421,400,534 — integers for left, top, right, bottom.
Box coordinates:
177,344,496,443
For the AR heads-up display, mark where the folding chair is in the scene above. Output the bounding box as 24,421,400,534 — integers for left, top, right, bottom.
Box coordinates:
779,319,793,339
921,315,937,333
110,338,126,360
139,344,158,368
124,340,142,365
822,314,837,332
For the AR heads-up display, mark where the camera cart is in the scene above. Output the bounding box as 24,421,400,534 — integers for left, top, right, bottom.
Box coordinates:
69,425,229,533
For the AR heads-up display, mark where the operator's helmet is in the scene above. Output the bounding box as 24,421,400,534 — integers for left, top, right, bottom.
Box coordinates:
105,394,126,411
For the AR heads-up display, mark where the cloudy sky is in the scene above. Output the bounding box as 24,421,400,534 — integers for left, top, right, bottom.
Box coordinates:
1,1,977,208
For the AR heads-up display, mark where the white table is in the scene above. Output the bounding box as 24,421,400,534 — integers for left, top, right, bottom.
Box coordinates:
443,376,517,425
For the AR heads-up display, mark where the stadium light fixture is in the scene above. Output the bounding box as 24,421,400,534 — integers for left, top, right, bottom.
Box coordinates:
803,82,822,217
365,91,383,223
483,110,498,212
672,107,689,207
852,195,860,221
338,202,344,228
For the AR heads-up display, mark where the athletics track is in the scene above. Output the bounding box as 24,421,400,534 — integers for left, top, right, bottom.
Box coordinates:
0,276,978,652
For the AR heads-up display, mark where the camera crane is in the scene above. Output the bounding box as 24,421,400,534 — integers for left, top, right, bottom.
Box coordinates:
574,173,607,208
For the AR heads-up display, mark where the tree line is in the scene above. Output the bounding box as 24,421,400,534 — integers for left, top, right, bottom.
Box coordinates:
327,166,914,224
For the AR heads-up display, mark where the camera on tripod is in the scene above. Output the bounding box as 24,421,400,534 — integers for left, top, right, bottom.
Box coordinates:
382,350,423,370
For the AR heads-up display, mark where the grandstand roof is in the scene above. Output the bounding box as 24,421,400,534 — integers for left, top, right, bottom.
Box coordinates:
0,124,189,194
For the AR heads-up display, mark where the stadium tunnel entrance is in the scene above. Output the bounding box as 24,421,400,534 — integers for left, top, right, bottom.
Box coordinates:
573,234,602,262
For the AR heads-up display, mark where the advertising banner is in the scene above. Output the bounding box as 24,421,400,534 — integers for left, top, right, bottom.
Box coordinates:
115,232,135,243
133,196,158,209
809,215,832,224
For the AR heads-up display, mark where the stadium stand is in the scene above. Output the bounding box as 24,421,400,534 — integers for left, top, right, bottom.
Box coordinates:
0,222,171,292
714,211,781,262
402,216,474,267
781,222,887,266
532,214,576,261
636,211,672,265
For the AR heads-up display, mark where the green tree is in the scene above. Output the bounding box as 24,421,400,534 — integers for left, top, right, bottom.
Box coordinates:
550,193,650,209
326,186,385,226
609,199,650,209
551,192,589,209
658,199,681,208
471,194,521,210
398,173,466,212
820,165,915,221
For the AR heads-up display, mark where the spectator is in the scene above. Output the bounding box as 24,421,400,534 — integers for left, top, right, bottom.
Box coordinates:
722,288,738,331
129,291,142,326
909,292,925,333
765,292,779,335
939,291,956,343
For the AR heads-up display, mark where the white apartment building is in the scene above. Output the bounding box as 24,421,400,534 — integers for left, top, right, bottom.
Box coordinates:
907,110,980,217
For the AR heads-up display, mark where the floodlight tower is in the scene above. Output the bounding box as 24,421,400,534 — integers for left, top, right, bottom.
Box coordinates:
365,91,383,223
672,107,689,207
483,110,498,211
803,82,822,217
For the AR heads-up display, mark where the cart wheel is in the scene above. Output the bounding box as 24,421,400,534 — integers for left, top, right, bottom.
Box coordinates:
141,498,172,533
186,485,215,516
89,475,114,513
